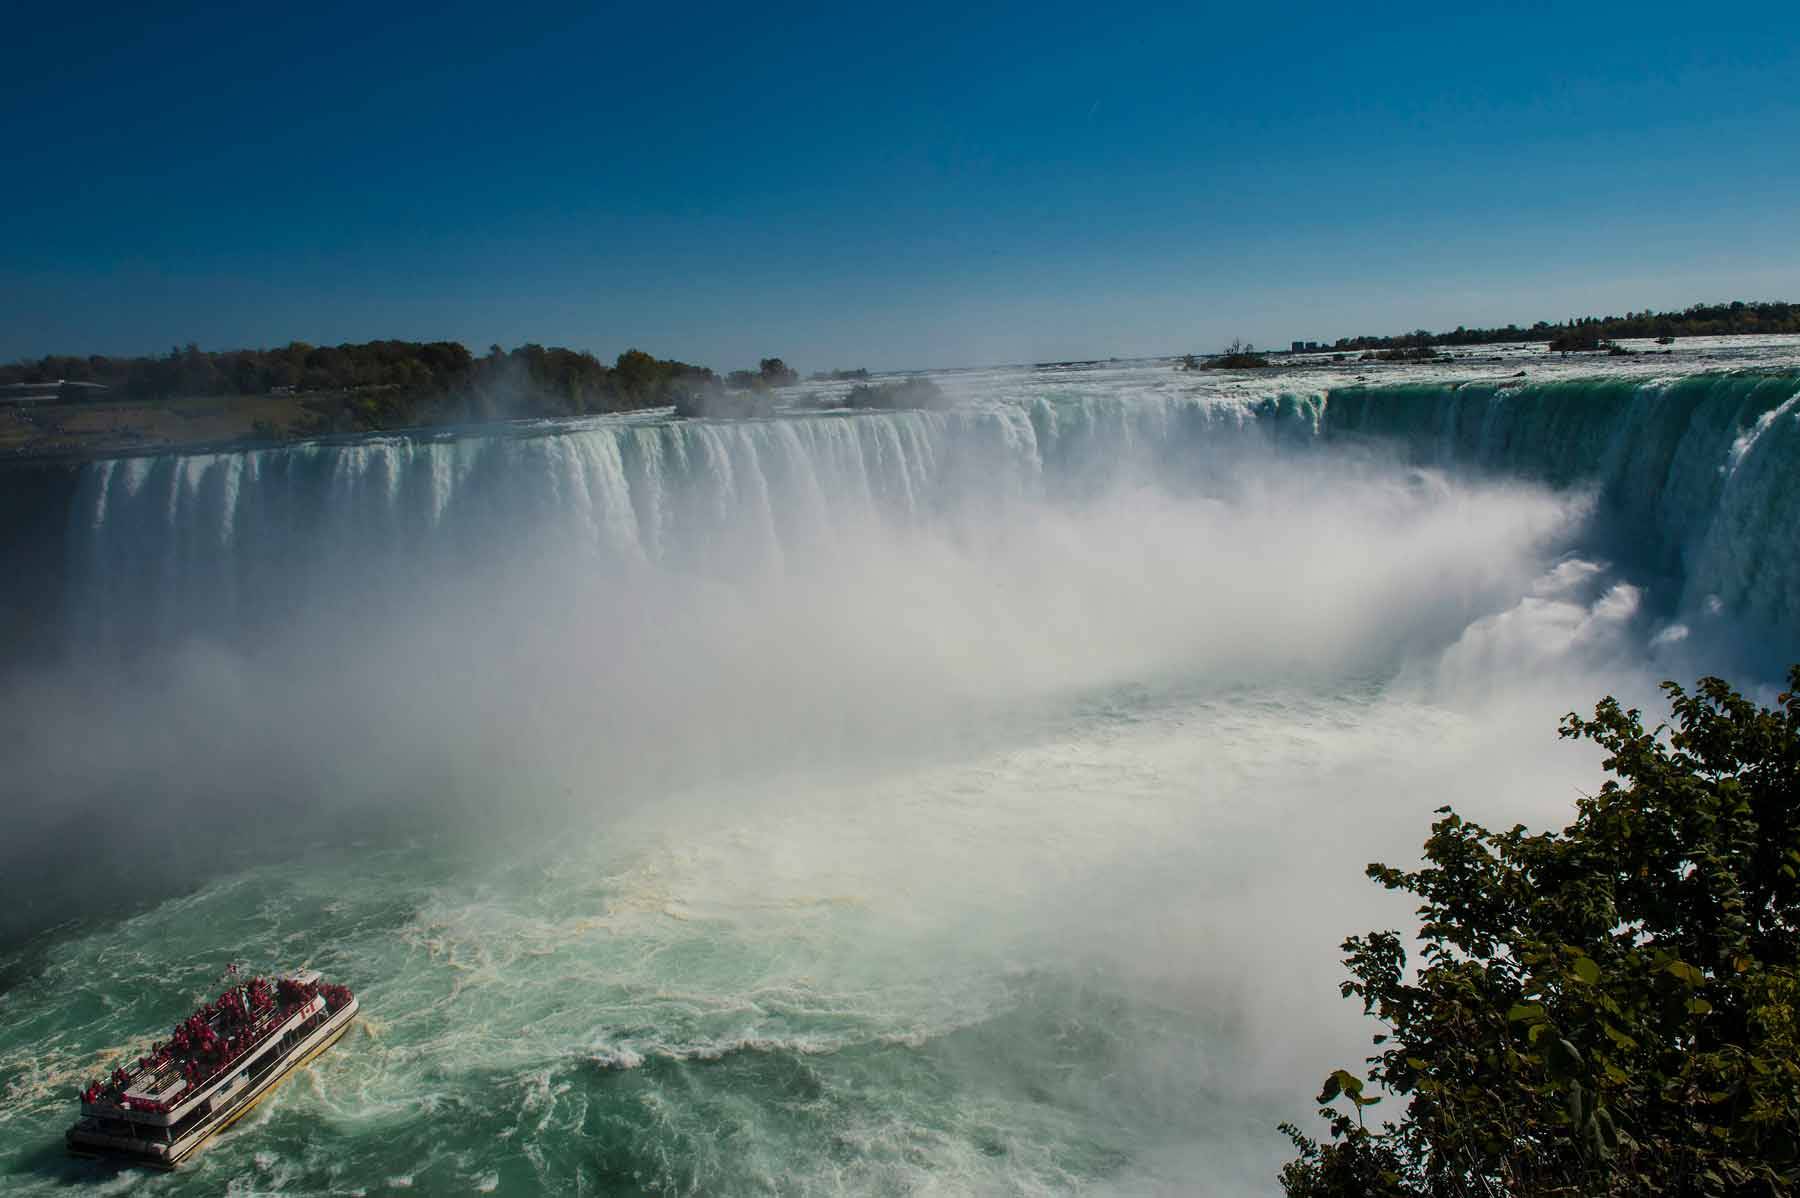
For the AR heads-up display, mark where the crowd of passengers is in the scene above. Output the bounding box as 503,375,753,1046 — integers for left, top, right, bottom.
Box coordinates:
78,975,349,1110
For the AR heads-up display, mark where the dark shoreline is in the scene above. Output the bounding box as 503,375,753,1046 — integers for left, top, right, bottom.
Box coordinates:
0,408,680,470
7,332,1797,469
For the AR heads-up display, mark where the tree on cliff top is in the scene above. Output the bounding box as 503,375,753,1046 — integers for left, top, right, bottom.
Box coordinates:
759,357,798,386
1204,338,1271,369
1281,668,1800,1197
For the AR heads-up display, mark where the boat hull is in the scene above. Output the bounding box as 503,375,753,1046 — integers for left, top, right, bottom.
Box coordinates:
67,997,358,1170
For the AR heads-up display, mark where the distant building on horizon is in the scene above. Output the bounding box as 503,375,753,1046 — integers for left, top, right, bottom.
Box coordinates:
1290,340,1323,353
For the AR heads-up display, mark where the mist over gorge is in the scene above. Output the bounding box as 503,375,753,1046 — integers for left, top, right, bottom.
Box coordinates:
4,353,1798,1194
10,0,1800,1182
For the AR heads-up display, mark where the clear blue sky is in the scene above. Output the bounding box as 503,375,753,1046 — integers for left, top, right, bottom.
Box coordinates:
4,1,1797,371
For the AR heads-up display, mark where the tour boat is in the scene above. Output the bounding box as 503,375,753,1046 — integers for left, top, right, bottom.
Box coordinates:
66,968,357,1169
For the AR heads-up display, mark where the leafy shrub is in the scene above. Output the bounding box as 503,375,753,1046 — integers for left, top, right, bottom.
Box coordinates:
1282,668,1800,1197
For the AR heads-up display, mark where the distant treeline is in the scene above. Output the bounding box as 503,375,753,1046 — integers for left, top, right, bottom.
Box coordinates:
0,340,740,429
1331,300,1800,351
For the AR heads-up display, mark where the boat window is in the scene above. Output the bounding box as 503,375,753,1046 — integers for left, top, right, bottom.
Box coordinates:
169,1100,212,1138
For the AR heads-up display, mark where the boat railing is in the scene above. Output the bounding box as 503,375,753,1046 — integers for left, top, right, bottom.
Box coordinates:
91,989,330,1116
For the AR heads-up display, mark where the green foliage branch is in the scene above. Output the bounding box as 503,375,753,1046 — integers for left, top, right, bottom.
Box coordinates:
1281,667,1800,1197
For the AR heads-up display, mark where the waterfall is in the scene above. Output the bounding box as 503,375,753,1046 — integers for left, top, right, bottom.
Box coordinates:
53,370,1800,655
1323,371,1800,638
61,395,1325,651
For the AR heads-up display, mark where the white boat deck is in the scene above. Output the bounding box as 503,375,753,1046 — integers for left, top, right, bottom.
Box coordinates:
90,983,330,1127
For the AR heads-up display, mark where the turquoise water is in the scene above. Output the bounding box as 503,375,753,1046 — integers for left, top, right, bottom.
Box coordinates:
4,348,1798,1193
4,683,1479,1195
